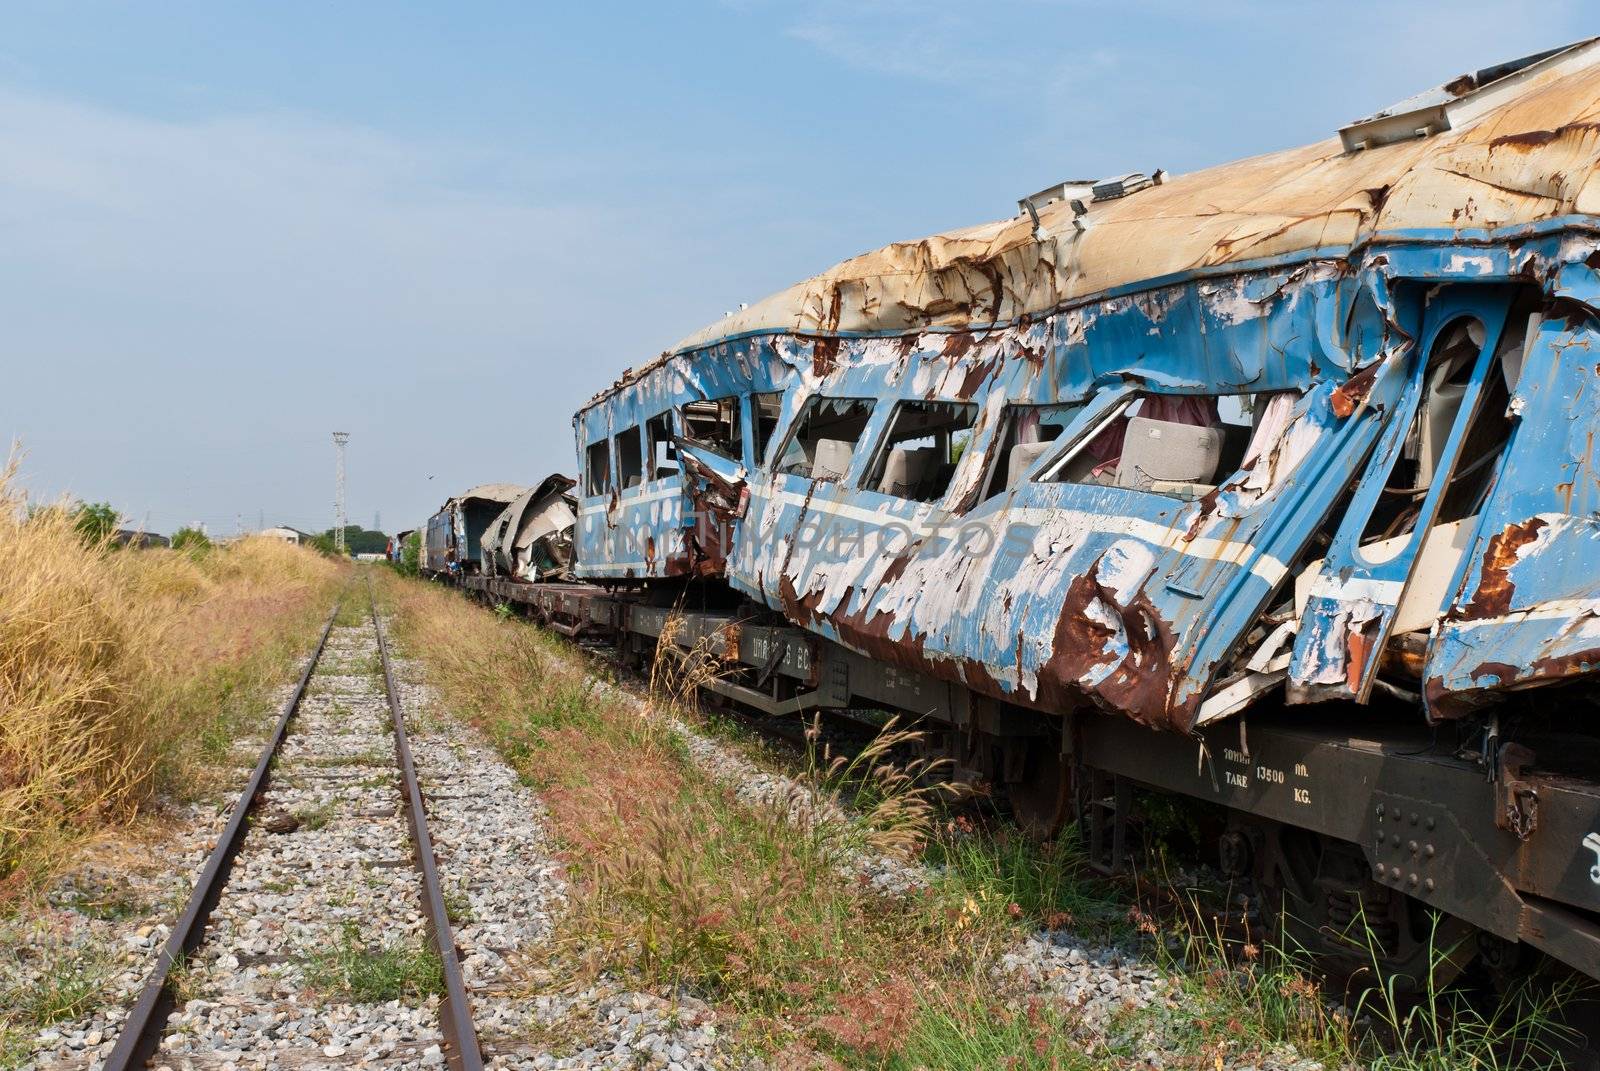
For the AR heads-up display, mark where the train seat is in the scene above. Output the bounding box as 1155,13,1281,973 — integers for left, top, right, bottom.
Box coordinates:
1116,417,1223,492
812,439,854,482
877,446,939,497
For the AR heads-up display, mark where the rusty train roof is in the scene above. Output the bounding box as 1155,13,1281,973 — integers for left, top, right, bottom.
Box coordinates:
581,38,1600,414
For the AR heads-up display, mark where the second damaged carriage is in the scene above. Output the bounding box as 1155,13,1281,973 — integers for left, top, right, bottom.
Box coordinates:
561,42,1600,982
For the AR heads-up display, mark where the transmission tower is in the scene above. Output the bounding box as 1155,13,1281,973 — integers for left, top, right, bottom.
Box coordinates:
332,432,350,553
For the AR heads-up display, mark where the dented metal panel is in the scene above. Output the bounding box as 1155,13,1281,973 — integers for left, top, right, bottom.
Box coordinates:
573,44,1600,731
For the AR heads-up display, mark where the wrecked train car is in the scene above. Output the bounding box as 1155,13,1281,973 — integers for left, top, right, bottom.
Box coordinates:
575,39,1600,736
421,483,527,577
480,474,578,581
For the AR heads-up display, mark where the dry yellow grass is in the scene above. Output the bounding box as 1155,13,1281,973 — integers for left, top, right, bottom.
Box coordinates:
0,463,343,898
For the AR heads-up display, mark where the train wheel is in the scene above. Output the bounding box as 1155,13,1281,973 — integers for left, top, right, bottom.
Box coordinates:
1252,823,1475,992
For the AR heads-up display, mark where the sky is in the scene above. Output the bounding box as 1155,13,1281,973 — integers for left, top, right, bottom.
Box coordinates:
0,1,1590,537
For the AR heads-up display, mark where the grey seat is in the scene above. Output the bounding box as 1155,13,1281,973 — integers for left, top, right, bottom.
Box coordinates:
877,446,939,497
812,439,854,482
1115,417,1223,491
1006,440,1055,490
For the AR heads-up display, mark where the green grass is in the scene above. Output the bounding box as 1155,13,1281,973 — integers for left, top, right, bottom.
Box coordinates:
880,996,1106,1070
301,921,443,1002
291,801,336,831
0,1026,27,1071
0,947,112,1029
922,825,1127,943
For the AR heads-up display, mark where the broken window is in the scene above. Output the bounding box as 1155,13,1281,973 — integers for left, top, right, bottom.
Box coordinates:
863,400,978,502
752,392,784,467
979,403,1083,501
773,396,876,482
1038,391,1255,499
646,412,678,480
680,396,742,459
616,425,644,490
584,438,611,497
1357,308,1524,550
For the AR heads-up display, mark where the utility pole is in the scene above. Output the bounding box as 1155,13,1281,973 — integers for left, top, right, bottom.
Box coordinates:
332,431,350,554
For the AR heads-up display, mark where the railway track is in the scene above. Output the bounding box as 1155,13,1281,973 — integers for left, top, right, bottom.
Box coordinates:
102,583,484,1071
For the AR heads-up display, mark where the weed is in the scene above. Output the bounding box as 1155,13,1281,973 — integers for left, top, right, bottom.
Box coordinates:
1,948,112,1026
291,801,336,831
301,921,443,1002
442,887,474,923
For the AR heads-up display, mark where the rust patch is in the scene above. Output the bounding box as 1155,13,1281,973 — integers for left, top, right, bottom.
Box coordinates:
1330,361,1381,418
1453,517,1548,620
811,335,842,377
1488,121,1600,151
940,330,978,360
1035,558,1183,731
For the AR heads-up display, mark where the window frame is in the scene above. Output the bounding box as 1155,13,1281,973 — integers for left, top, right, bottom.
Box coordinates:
859,398,980,504
750,390,786,469
1032,387,1264,498
768,394,878,483
678,395,744,461
583,436,612,498
974,401,1087,504
645,410,679,482
615,424,645,492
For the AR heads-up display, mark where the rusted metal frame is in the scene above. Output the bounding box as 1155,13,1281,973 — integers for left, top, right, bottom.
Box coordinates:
366,580,485,1071
102,597,343,1071
1076,710,1600,978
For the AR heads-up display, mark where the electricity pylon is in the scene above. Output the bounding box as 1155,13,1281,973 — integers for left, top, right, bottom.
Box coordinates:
332,432,350,553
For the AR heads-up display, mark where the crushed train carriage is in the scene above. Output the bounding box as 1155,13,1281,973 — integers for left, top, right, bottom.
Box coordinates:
574,39,1600,736
426,40,1600,987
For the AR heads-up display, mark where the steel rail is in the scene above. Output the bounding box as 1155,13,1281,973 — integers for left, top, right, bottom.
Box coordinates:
102,597,343,1071
367,579,485,1071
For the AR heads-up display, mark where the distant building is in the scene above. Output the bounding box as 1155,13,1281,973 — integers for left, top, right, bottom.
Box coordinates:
354,552,386,562
257,526,311,545
112,529,169,549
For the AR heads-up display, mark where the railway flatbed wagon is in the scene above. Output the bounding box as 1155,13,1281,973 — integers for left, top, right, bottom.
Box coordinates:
446,40,1600,988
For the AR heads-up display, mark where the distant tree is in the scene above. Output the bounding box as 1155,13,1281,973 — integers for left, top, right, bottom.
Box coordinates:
306,532,339,556
171,526,212,553
312,525,388,556
73,501,120,546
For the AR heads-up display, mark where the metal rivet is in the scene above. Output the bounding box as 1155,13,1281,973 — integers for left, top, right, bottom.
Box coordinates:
1408,873,1419,887
1410,812,1419,826
1391,866,1401,879
1375,866,1386,879
1425,817,1435,831
1424,878,1435,893
1409,840,1418,855
1425,844,1435,858
1392,833,1401,847
1377,805,1386,819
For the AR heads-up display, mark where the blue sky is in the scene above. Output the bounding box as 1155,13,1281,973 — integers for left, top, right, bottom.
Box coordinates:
0,1,1588,536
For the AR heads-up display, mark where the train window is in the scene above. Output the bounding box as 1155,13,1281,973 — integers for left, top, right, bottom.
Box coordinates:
752,392,784,466
863,400,978,502
773,396,875,482
681,397,742,459
584,438,611,497
979,403,1083,501
616,425,644,490
646,412,678,479
1037,391,1255,499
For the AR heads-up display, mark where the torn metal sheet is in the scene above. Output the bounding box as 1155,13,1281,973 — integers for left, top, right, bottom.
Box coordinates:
481,474,578,581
